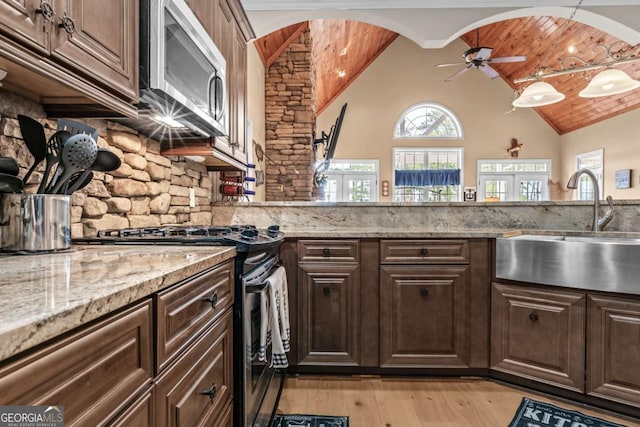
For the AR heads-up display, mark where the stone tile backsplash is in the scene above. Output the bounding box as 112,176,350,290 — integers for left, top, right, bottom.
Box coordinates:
0,90,213,238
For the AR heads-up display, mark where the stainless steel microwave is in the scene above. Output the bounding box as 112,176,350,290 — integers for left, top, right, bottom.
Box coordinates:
138,0,227,138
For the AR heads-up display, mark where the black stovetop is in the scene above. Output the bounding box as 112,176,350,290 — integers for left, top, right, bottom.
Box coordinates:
73,225,283,253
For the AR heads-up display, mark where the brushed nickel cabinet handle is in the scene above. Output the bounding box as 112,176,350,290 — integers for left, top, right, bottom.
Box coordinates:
529,312,539,322
420,248,429,256
420,288,429,297
322,248,330,257
323,286,331,295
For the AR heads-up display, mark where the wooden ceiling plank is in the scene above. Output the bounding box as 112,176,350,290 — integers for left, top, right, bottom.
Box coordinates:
265,22,309,68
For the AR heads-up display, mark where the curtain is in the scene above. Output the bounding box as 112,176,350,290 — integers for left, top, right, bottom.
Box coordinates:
395,169,460,186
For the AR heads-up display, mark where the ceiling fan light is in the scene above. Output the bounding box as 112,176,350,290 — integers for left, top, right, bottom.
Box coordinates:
578,68,640,98
512,81,565,107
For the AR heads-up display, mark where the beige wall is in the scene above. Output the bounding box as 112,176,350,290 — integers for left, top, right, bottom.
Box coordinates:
317,36,562,202
246,43,267,201
560,108,640,200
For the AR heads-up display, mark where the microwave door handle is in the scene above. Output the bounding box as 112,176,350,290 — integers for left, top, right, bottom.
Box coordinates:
215,74,225,121
207,73,225,122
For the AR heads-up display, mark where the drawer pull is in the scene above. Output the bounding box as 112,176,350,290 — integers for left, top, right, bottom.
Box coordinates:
323,286,331,295
322,248,330,257
420,288,429,297
58,12,76,34
202,291,218,308
36,0,55,22
200,383,217,402
529,312,539,322
420,248,429,256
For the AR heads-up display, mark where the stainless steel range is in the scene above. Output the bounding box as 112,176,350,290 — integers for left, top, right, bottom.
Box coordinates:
75,224,286,427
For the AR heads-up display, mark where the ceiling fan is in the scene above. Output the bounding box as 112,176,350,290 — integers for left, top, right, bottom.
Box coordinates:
437,29,527,81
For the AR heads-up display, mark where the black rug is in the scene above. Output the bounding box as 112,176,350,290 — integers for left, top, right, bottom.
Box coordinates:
272,414,348,427
509,397,627,427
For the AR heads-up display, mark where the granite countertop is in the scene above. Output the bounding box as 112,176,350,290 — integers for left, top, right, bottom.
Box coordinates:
279,227,640,239
0,244,236,362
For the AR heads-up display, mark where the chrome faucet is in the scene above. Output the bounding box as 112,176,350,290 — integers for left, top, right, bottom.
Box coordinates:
566,168,614,232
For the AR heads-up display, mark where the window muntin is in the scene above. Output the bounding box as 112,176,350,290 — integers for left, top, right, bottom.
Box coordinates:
575,149,603,200
318,160,378,202
393,148,463,202
477,160,551,202
394,103,463,139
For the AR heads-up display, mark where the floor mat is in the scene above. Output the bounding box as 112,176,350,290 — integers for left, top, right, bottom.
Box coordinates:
272,414,348,427
508,397,627,427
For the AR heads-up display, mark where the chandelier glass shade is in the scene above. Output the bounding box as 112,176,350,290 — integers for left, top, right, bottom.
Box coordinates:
512,81,566,108
578,68,640,98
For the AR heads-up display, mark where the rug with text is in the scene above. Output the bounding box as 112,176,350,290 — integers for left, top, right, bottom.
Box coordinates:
509,397,627,427
272,414,348,427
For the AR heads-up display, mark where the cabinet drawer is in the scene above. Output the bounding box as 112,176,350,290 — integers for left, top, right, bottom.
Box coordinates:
298,240,359,262
156,260,234,372
110,388,154,426
0,300,153,426
155,309,233,427
380,240,469,264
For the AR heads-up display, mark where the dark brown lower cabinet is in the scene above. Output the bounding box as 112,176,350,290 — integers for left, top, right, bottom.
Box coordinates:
110,389,154,426
0,300,153,426
491,283,586,392
155,309,233,427
380,265,471,367
587,295,640,406
297,262,361,366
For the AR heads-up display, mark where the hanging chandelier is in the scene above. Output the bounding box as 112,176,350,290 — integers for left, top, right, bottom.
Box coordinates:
511,0,640,108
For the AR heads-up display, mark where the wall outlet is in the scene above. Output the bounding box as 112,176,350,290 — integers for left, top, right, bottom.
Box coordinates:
189,188,196,207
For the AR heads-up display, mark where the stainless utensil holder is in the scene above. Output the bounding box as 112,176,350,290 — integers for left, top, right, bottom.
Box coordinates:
0,194,71,252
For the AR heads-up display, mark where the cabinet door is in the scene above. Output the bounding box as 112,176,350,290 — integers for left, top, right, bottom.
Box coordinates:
185,0,214,39
380,265,471,367
212,0,234,157
0,300,153,426
50,0,138,101
491,283,586,392
588,295,640,406
298,262,361,366
109,388,154,427
0,0,49,52
230,24,247,164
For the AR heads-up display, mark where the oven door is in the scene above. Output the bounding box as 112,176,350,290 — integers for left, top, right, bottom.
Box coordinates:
242,256,285,427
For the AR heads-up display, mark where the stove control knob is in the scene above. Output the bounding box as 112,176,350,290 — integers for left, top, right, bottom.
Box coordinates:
241,229,259,240
267,225,280,237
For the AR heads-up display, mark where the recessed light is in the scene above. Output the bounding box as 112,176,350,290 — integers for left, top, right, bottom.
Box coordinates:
567,45,577,54
337,70,346,78
339,47,348,56
153,115,187,129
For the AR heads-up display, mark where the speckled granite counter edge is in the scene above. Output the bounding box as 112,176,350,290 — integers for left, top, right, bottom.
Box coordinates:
0,246,236,362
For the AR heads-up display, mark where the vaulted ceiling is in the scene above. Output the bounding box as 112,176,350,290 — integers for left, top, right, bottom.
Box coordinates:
253,17,640,134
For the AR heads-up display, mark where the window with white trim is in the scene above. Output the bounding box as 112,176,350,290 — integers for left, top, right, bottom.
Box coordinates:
477,159,551,202
393,148,463,202
575,149,603,200
319,160,379,202
394,103,463,139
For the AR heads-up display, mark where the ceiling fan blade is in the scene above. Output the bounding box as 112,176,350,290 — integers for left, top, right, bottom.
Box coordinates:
475,47,493,61
436,62,468,67
479,64,500,79
488,55,527,64
445,64,473,82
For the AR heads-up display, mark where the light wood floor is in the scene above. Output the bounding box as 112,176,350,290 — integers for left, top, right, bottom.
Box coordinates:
276,376,640,427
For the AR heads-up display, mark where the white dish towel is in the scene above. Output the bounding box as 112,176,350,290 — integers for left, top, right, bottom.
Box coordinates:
258,266,291,368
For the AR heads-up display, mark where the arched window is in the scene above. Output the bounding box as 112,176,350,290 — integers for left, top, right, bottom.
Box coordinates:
393,102,463,139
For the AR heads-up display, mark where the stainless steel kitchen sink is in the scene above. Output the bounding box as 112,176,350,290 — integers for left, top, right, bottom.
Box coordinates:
496,234,640,295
